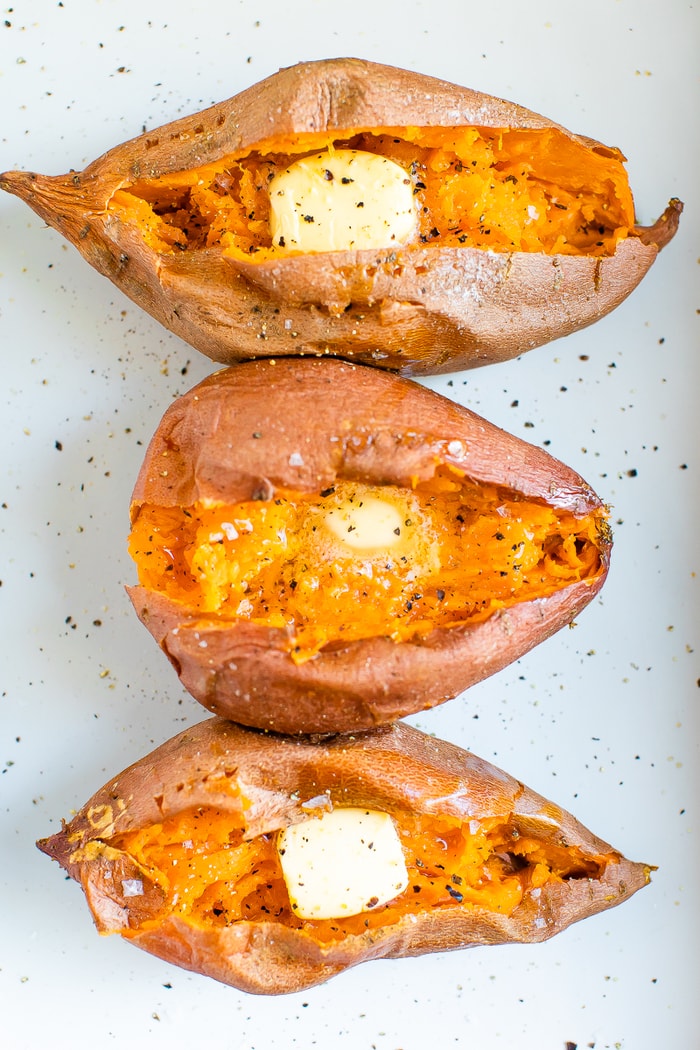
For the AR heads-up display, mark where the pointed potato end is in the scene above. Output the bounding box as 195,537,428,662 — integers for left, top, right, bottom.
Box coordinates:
0,168,90,237
0,169,40,199
636,197,684,250
36,826,73,872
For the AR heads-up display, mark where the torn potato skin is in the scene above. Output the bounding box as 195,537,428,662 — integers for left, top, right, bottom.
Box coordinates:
37,719,650,995
127,358,612,735
0,58,681,376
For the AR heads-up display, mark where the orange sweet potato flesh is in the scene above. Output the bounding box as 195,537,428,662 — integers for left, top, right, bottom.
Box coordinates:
127,358,611,734
37,718,650,995
0,58,681,375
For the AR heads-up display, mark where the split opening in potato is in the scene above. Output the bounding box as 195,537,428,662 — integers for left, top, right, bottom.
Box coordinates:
109,126,634,259
108,803,609,942
129,471,608,663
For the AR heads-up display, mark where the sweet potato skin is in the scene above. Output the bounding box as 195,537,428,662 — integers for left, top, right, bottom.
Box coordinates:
37,718,650,995
0,58,681,376
127,358,611,734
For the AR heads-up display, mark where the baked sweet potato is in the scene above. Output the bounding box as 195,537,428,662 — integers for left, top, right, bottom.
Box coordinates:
37,717,650,995
0,58,681,375
127,358,611,734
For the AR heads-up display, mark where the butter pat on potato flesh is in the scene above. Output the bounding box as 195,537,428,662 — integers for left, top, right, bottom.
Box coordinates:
322,490,413,552
269,149,417,252
36,718,652,995
278,808,409,920
126,358,613,734
0,59,681,374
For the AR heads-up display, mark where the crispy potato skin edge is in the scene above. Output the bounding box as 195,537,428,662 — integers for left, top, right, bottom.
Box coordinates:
37,718,650,995
0,58,682,375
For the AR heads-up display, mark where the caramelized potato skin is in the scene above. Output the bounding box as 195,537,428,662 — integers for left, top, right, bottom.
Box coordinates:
0,58,681,375
127,358,611,734
37,718,650,995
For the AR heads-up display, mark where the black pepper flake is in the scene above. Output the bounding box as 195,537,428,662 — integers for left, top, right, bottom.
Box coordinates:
54,440,63,451
320,486,335,497
445,884,463,902
393,527,401,535
494,532,504,541
278,236,286,247
356,201,365,208
626,468,638,477
302,214,314,223
436,589,445,601
341,176,353,184
323,169,334,181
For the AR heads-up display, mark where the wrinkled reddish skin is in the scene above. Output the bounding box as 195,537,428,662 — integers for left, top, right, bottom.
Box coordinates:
127,359,611,734
37,718,650,995
0,58,682,375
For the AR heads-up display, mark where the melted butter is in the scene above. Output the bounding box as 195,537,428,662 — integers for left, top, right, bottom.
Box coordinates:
269,149,417,252
277,808,408,920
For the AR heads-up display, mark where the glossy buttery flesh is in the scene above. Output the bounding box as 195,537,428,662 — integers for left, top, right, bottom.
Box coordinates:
269,150,418,252
277,808,409,920
104,802,611,944
109,126,635,260
129,474,608,662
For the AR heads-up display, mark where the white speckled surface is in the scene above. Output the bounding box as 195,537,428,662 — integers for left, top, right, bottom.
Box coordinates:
1,2,698,1047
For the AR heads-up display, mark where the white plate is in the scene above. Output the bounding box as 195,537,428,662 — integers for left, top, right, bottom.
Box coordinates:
1,3,697,1047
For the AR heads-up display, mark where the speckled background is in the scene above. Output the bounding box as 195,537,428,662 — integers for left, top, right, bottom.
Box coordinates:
1,2,697,1047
